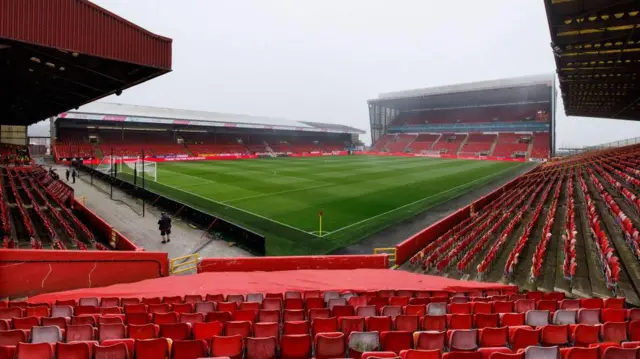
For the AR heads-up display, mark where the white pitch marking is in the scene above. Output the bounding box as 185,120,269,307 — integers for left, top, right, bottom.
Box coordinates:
222,182,334,204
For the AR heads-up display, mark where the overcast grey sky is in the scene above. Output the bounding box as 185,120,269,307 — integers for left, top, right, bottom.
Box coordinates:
31,0,640,147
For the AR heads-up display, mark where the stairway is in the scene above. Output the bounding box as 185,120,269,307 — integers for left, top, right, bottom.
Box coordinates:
93,145,104,159
456,133,470,155
488,134,499,156
182,143,195,156
430,134,443,150
526,137,534,159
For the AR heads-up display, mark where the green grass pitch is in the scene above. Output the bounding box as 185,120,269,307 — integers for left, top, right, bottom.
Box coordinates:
118,155,524,255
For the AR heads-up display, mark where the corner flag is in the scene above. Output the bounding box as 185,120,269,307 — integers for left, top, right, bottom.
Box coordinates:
318,210,323,237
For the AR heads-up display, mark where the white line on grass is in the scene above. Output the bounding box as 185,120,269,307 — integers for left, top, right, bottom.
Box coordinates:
326,164,519,237
222,182,334,204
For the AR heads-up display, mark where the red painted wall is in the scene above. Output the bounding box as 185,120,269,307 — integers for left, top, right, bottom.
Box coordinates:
198,255,389,273
0,249,168,298
72,199,140,251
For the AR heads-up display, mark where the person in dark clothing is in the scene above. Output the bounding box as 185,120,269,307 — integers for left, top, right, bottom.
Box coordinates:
65,168,70,182
158,212,172,244
71,169,77,183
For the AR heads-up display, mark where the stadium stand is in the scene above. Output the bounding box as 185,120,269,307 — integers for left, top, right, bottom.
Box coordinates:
432,134,467,155
407,134,441,153
459,134,497,155
492,133,530,158
1,289,637,359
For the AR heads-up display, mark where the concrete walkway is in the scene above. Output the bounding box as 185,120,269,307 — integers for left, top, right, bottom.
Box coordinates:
55,165,251,259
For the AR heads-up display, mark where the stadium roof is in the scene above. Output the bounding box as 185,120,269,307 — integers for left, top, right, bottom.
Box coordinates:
0,0,172,126
545,0,640,120
59,102,366,134
368,74,554,111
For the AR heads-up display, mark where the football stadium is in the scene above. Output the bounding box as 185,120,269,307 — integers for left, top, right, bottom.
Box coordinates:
2,1,640,359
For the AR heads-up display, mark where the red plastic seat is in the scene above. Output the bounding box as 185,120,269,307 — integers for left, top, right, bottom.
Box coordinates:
367,316,393,332
561,347,598,359
75,306,99,316
312,318,338,335
474,314,499,328
100,298,121,308
315,332,346,359
71,315,96,327
309,308,331,321
404,305,426,317
227,295,245,304
363,351,399,359
206,294,225,302
66,324,96,342
123,304,147,315
602,322,628,344
509,327,540,352
218,302,238,314
193,321,224,342
128,323,159,340
254,322,279,341
559,300,580,310
390,297,410,307
246,337,277,359
0,330,27,346
283,321,310,335
601,347,638,359
55,299,77,306
543,292,565,301
99,323,126,341
153,312,179,325
179,313,205,325
171,339,208,359
232,310,257,323
258,310,280,323
488,353,523,359
206,311,232,323
526,292,544,301
51,305,73,318
16,343,54,359
195,302,217,314
381,331,413,354
537,300,558,313
447,314,472,330
333,305,356,319
285,298,304,311
514,300,535,313
449,329,478,351
422,315,446,331
159,322,191,340
477,347,512,359
99,339,134,359
572,325,600,347
25,306,49,318
581,298,603,309
604,298,625,310
479,327,508,348
281,334,312,359
500,313,525,326
395,315,419,332
134,338,170,359
577,309,601,325
602,309,627,323
339,316,365,337
629,320,640,341
141,297,162,305
305,298,324,311
441,352,482,359
369,298,391,312
162,296,182,305
493,302,514,314
148,304,171,314
125,313,151,325
284,310,305,322
12,316,40,332
348,331,381,359
100,307,122,316
472,303,493,315
40,317,69,330
56,342,91,359
400,349,441,359
172,303,193,314
449,304,471,315
413,331,445,351
224,321,252,338
541,325,569,346
211,335,243,359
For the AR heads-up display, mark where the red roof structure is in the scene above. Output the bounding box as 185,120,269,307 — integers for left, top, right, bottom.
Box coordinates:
0,0,172,125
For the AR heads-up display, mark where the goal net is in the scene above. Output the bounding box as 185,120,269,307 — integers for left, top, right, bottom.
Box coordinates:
119,158,158,182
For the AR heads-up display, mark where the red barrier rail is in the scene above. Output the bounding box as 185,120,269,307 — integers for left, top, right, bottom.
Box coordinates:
198,255,389,273
0,249,169,298
71,199,140,251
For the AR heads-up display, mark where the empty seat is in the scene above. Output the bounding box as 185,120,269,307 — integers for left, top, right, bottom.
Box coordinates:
125,313,151,325
395,315,419,332
552,310,577,325
315,332,346,359
0,330,27,346
500,313,525,327
472,303,493,315
333,305,356,318
381,331,413,354
285,299,305,311
56,342,92,359
581,298,603,309
602,322,628,343
449,304,471,315
179,312,205,325
367,316,393,332
510,327,540,352
515,300,536,313
148,304,171,314
348,331,380,359
172,304,193,314
224,321,252,338
232,309,257,322
493,301,514,314
246,336,277,359
162,296,183,305
12,316,40,331
160,322,191,340
604,298,625,310
414,331,445,351
195,301,217,314
479,327,508,347
382,306,403,318
16,343,54,359
120,298,140,307
578,309,601,325
427,303,447,315
447,314,472,330
25,306,49,318
400,349,441,359
211,335,244,359
284,321,310,335
602,309,627,323
441,352,482,359
247,293,264,304
128,323,159,339
51,305,73,318
339,316,365,337
541,325,569,346
134,338,170,359
207,311,232,323
72,315,96,327
281,334,312,359
572,325,600,347
629,320,640,341
258,310,280,323
363,351,400,359
474,313,499,328
404,305,427,317
526,310,550,327
123,304,147,314
31,325,62,344
328,298,347,310
601,347,638,359
312,317,338,335
206,294,225,302
239,302,260,313
66,324,96,342
449,329,478,351
524,345,560,359
40,317,69,330
254,322,279,340
99,323,126,341
308,308,331,321
171,339,209,359
357,305,378,317
561,347,598,359
75,305,99,316
193,321,224,342
153,312,179,325
284,310,305,322
559,300,580,310
305,298,324,311
537,301,558,313
100,297,121,308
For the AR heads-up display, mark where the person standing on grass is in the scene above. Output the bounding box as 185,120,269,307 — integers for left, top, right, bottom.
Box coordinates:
65,168,70,182
71,169,77,183
158,212,172,244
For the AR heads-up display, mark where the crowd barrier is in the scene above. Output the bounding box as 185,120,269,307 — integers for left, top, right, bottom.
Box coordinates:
394,166,539,265
198,254,389,273
0,249,169,298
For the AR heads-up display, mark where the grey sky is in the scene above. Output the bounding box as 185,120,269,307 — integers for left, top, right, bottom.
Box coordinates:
31,0,640,147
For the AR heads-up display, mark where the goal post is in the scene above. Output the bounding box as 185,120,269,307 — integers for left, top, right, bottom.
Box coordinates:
119,158,158,182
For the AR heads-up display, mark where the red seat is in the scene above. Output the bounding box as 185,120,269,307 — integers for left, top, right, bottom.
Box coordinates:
400,349,441,359
159,322,191,340
239,302,260,313
258,310,280,323
141,297,162,305
51,305,73,318
232,310,257,323
171,339,208,359
128,323,159,340
487,353,523,359
572,325,600,347
179,313,205,325
125,313,151,325
0,330,28,346
100,307,122,316
447,314,472,330
153,312,179,325
305,298,324,311
281,334,312,359
193,321,224,342
246,337,277,359
98,323,126,341
315,332,346,359
224,321,252,338
285,299,304,311
524,346,560,359
514,300,535,313
206,311,232,323
333,305,356,319
581,298,603,309
72,315,96,327
382,306,403,318
395,315,419,332
381,331,413,354
100,298,121,308
509,327,540,352
602,347,638,359
12,316,40,331
75,306,99,316
41,317,69,330
629,320,640,341
561,347,598,359
211,335,244,359
623,342,640,349
66,324,96,342
449,304,471,315
94,341,130,359
500,313,524,326
479,327,508,348
369,298,390,312
56,299,77,306
414,331,445,351
227,295,245,303
172,303,193,314
339,316,365,337
218,302,238,314
422,315,446,331
56,342,92,359
25,306,49,318
284,321,310,335
362,351,399,359
441,352,482,359
367,316,392,332
543,292,565,301
477,347,512,359
195,302,217,314
254,322,279,341
284,310,305,322
541,325,569,346
449,329,478,351
162,296,182,305
602,309,627,323
526,292,544,301
602,322,628,344
16,343,54,359
309,309,331,321
404,305,426,317
604,298,625,310
559,300,580,310
472,303,493,315
474,314,499,328
537,300,558,313
123,304,147,315
134,338,170,359
206,294,225,302
493,302,514,314
390,297,410,307
312,317,338,335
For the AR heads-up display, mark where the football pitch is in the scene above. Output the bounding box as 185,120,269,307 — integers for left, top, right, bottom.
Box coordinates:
119,155,524,255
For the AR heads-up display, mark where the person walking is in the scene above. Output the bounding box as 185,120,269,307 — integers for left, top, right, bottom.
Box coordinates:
71,169,77,184
65,168,70,182
158,212,172,244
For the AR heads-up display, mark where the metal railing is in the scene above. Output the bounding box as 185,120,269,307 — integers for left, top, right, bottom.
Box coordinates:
373,247,397,268
170,253,200,275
